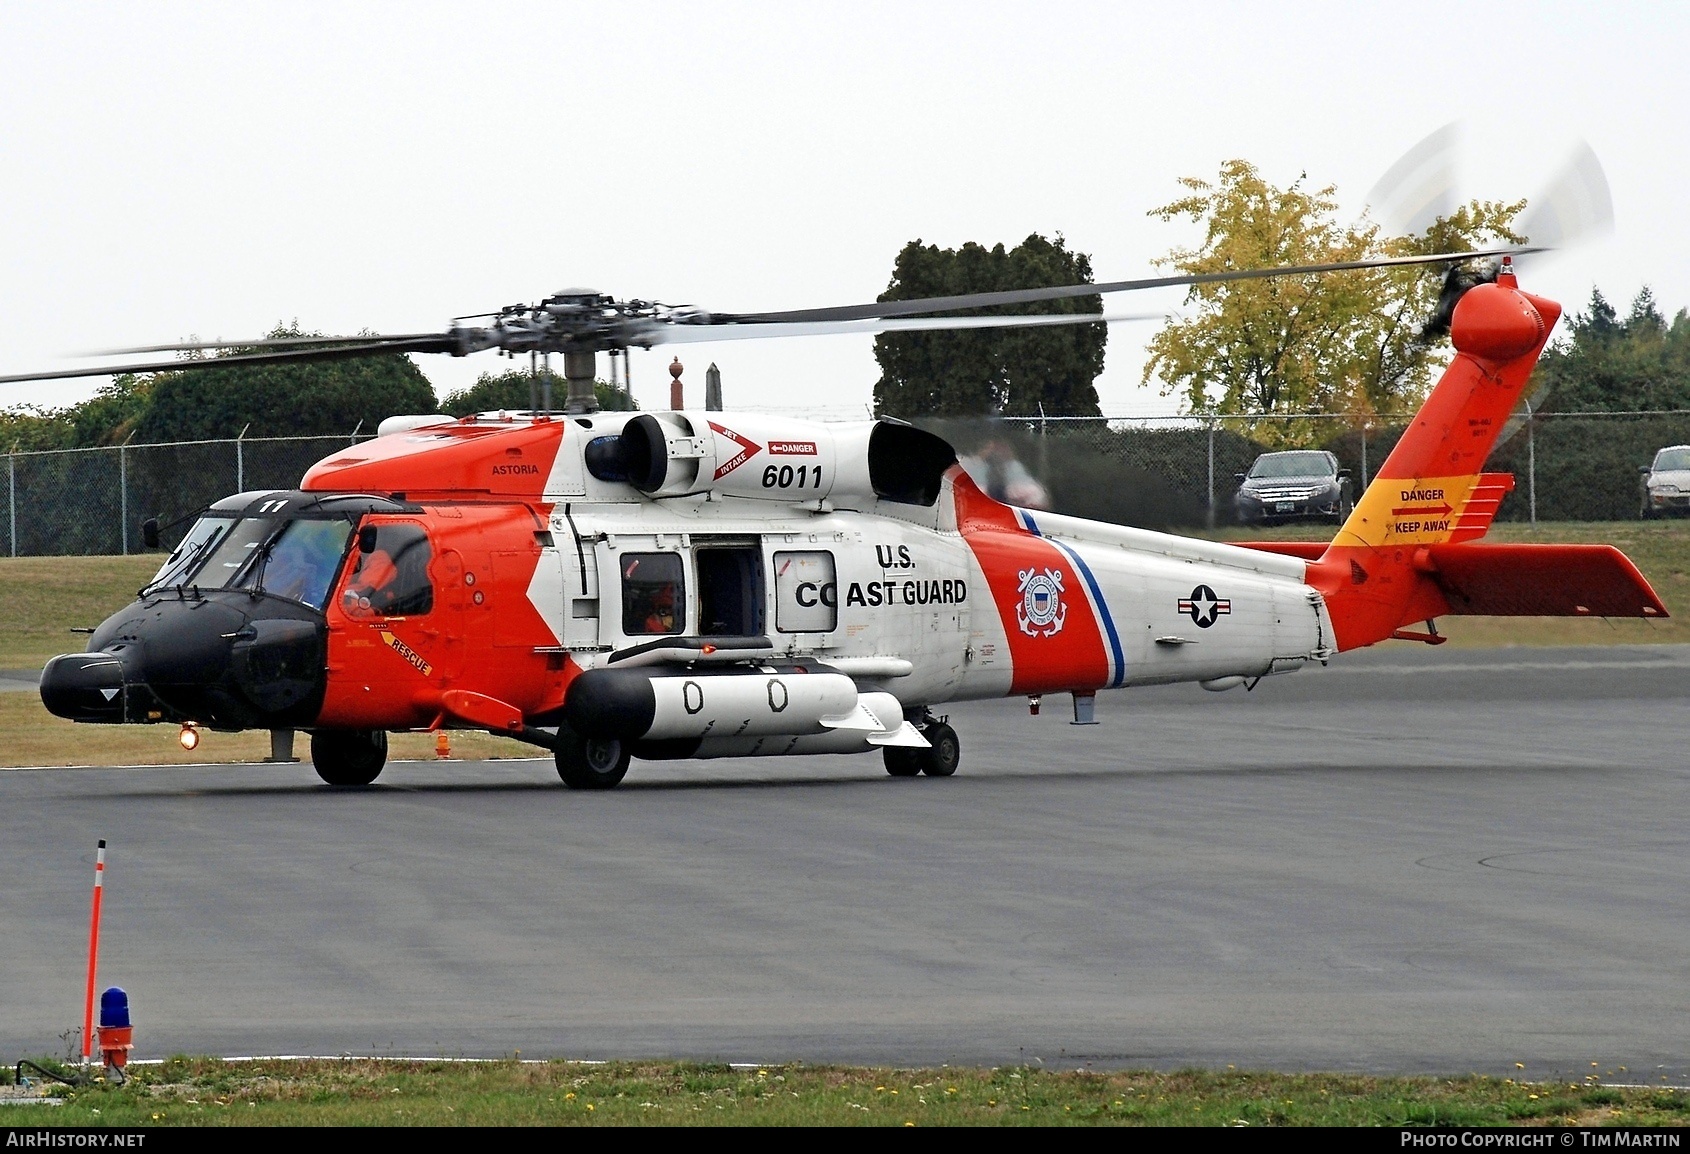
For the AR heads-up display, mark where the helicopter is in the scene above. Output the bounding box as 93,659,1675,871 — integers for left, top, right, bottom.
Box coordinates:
15,251,1668,788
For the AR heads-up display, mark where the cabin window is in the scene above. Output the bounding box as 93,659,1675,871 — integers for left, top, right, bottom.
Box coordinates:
773,550,837,633
621,552,685,635
342,522,434,617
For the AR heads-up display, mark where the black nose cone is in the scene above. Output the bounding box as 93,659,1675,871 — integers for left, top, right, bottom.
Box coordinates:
44,592,329,730
39,652,128,722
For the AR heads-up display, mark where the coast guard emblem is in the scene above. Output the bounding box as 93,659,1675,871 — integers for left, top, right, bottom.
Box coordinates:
1016,567,1067,637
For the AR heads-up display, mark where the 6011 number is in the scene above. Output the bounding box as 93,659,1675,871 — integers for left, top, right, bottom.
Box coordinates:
762,464,823,489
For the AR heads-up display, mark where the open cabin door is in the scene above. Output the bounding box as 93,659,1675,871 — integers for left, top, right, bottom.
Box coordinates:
694,537,766,639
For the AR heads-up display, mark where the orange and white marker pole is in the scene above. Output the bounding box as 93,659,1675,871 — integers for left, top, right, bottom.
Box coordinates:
81,839,106,1064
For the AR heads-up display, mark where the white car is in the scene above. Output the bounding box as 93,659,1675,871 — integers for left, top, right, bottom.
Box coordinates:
1640,445,1690,518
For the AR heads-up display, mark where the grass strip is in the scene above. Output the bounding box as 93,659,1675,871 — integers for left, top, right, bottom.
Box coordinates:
2,1057,1688,1127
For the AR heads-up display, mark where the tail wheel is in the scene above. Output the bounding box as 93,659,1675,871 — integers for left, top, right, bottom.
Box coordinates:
918,722,960,777
555,728,631,790
883,748,922,777
310,729,388,786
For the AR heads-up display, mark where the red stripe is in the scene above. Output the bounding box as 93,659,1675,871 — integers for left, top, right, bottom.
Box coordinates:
951,468,1109,694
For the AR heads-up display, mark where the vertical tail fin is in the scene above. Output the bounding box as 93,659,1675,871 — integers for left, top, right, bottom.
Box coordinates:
1311,263,1562,649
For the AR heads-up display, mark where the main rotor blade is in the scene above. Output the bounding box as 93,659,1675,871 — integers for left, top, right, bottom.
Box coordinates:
650,311,1157,345
1365,121,1463,238
718,246,1538,326
1517,140,1614,253
85,333,448,357
0,337,453,386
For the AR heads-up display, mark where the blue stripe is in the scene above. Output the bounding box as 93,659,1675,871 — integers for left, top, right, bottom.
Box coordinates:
1017,508,1041,535
1049,538,1127,689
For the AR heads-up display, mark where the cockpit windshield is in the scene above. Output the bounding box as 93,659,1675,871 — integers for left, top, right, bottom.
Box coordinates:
144,515,353,610
255,520,355,607
145,516,235,593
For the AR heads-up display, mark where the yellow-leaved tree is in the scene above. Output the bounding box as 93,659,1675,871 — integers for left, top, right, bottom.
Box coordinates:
1141,160,1524,446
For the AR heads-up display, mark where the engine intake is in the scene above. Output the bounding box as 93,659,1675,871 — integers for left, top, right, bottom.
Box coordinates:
585,413,956,508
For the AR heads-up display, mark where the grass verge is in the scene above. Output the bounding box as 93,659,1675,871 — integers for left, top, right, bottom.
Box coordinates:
0,554,161,670
2,1058,1687,1127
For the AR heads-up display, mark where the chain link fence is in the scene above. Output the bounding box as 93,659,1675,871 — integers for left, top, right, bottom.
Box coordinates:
5,413,1690,557
918,410,1690,530
3,433,370,557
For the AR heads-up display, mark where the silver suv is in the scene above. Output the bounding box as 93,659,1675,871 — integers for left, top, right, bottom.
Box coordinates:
1640,445,1690,518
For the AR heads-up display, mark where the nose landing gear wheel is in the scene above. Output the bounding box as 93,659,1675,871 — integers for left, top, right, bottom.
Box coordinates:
555,729,631,790
310,728,388,786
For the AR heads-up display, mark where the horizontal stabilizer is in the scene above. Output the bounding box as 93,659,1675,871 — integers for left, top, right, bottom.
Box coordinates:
1422,543,1668,618
1235,541,1326,561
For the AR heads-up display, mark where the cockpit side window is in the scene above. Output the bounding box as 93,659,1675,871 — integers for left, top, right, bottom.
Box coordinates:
341,522,434,618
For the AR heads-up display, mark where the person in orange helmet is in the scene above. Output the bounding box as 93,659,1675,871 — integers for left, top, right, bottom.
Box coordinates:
343,547,399,617
644,580,678,633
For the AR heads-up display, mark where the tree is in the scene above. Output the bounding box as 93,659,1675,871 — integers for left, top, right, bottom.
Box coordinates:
0,404,77,452
440,368,635,416
872,234,1105,418
1141,160,1524,444
1532,287,1690,412
0,375,152,451
135,324,437,442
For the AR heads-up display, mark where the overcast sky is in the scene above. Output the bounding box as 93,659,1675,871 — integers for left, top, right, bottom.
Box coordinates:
0,2,1682,422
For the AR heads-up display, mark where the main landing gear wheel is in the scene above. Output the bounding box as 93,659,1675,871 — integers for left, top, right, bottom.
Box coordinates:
310,728,388,786
918,721,960,777
883,748,922,777
555,729,631,790
882,720,961,778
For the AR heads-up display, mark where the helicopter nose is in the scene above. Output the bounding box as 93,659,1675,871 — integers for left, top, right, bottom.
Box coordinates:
44,594,330,730
39,652,129,723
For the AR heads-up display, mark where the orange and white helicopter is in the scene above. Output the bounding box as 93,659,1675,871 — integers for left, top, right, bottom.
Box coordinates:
16,253,1667,787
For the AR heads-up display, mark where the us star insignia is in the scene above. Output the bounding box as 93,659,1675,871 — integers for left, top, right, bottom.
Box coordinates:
1178,584,1231,629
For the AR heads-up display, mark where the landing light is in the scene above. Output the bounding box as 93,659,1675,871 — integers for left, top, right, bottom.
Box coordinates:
177,724,200,751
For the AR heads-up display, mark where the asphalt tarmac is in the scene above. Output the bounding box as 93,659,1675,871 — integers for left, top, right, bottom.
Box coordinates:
3,644,1689,1077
